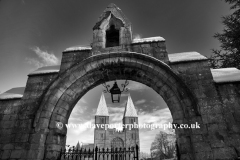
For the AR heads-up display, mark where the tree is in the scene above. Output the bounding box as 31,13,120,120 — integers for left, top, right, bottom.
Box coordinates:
210,0,240,69
139,152,150,160
150,131,176,160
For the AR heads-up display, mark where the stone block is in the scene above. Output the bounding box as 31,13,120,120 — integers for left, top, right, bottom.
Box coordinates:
193,142,211,152
191,135,203,143
179,143,192,154
29,133,46,144
195,151,213,160
10,150,22,158
38,118,49,129
1,150,11,159
213,147,237,160
3,144,14,150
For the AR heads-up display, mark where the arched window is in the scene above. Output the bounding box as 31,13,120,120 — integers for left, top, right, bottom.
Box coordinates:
111,137,124,148
106,25,119,47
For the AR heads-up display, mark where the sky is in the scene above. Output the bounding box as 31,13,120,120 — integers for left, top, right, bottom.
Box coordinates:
0,0,232,93
0,0,233,153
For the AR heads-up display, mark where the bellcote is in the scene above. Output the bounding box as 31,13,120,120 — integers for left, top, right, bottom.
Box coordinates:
92,3,132,50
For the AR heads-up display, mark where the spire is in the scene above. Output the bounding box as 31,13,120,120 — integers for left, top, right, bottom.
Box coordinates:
95,93,109,116
76,141,81,149
124,94,138,117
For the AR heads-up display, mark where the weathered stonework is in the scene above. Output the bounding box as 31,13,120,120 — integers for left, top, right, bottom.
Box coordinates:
0,3,240,160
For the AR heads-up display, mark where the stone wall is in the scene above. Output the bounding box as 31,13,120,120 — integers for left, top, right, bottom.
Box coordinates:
171,60,240,159
0,44,240,160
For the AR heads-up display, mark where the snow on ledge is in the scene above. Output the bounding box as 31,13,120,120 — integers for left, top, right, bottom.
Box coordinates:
0,93,23,100
169,52,207,63
132,36,165,44
0,87,25,100
28,65,60,76
211,68,240,83
64,46,92,52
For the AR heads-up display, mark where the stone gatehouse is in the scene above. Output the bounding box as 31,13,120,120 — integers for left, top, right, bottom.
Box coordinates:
0,3,240,160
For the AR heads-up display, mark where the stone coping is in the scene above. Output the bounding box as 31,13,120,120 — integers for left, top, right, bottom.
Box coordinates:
63,46,92,52
132,36,165,44
169,51,208,63
28,65,60,76
211,68,240,83
0,87,25,100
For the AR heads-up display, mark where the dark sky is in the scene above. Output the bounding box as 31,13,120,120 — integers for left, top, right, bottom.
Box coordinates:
0,0,231,93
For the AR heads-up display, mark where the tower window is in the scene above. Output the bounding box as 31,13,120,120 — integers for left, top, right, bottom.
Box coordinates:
130,118,135,124
100,117,105,124
132,133,135,139
100,133,105,140
106,25,119,47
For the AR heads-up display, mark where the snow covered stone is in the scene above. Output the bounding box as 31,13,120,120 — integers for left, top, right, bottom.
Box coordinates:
132,36,165,44
0,87,25,100
169,51,207,63
28,65,60,76
211,68,240,83
64,46,92,52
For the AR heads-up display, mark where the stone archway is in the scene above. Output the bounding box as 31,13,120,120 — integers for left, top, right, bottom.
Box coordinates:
31,51,200,160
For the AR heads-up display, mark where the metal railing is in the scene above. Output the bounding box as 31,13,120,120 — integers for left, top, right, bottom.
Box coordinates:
58,145,139,160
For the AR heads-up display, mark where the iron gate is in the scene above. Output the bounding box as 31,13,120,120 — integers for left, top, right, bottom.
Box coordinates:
58,145,139,160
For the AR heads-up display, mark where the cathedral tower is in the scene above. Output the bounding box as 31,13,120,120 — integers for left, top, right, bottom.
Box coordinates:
123,94,139,148
94,93,109,148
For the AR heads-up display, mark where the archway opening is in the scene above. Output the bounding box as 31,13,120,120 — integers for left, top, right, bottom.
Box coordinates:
65,80,177,159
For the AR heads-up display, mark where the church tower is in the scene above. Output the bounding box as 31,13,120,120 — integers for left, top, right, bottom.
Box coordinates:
94,93,109,148
123,94,139,148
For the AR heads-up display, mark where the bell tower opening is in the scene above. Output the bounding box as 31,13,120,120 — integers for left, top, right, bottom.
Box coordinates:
106,24,119,47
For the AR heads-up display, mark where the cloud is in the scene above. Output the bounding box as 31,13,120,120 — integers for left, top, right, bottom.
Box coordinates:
135,99,146,105
138,108,172,126
26,46,59,68
128,82,146,91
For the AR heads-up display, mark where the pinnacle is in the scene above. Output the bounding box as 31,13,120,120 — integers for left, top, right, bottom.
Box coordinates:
107,3,118,8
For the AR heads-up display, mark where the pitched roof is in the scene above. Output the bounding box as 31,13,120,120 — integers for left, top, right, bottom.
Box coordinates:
95,92,109,116
124,94,138,117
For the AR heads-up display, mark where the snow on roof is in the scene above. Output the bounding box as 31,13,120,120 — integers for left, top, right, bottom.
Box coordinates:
169,51,207,63
132,36,165,44
124,94,138,117
0,87,25,100
29,65,60,76
211,68,240,83
95,93,109,116
64,46,92,52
